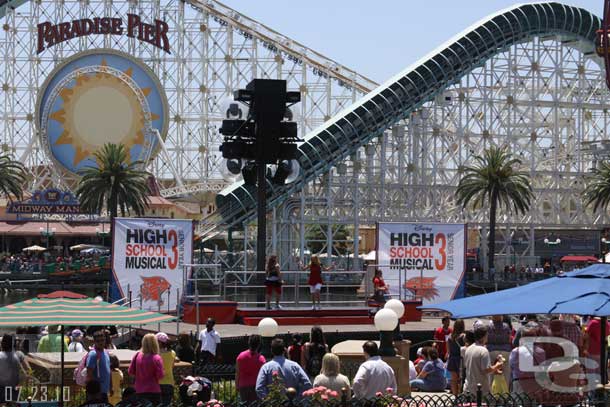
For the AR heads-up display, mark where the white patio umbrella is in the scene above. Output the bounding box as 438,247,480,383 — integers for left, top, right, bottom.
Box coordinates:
22,245,46,252
363,250,377,261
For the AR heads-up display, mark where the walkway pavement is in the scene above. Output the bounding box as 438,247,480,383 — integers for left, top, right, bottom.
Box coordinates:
140,317,479,337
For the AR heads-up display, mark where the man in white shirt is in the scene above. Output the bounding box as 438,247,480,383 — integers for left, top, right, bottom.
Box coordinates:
352,341,397,399
197,318,221,364
463,326,502,395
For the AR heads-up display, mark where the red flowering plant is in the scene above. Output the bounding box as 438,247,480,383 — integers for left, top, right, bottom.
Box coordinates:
373,387,406,407
302,386,342,405
196,401,224,407
262,370,289,404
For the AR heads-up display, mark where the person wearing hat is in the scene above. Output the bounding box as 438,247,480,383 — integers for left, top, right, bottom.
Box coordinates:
68,329,85,352
156,332,176,407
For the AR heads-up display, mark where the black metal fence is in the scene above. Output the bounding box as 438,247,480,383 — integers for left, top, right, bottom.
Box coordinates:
12,383,608,407
172,386,610,407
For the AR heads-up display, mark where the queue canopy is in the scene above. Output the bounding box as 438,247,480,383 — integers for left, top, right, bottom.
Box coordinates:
420,264,610,318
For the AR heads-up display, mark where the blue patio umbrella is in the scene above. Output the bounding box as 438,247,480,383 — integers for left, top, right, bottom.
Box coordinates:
420,263,610,383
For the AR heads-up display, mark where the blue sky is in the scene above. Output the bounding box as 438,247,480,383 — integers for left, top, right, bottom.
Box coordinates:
220,1,601,83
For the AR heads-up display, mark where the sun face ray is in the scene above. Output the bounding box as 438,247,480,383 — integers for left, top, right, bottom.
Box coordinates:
73,146,90,166
75,73,90,86
49,109,66,124
134,131,144,145
55,131,73,145
59,88,73,101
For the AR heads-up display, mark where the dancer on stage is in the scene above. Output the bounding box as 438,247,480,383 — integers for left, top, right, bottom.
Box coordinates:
300,255,333,310
265,255,283,310
373,268,390,304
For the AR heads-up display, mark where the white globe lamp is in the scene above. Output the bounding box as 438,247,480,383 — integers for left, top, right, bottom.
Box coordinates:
258,317,278,337
257,317,278,360
384,299,405,319
384,299,405,342
374,308,398,356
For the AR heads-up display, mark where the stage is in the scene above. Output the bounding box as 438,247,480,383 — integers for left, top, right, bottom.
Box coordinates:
182,300,424,326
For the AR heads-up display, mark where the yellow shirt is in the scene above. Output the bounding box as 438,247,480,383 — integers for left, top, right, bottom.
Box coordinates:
159,350,176,385
109,369,123,405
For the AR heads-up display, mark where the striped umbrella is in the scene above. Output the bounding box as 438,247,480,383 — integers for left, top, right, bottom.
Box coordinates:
0,297,175,326
0,293,175,406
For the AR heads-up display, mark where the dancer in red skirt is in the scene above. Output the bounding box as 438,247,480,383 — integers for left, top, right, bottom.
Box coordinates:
300,255,333,310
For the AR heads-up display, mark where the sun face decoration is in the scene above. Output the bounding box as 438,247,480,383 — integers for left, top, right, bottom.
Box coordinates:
37,50,168,175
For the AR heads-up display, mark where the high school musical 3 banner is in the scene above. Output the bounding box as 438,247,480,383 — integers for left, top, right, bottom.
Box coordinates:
377,222,466,304
112,217,193,311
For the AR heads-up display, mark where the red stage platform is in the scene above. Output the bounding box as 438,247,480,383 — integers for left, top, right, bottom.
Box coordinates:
182,300,423,326
238,307,372,326
237,300,423,326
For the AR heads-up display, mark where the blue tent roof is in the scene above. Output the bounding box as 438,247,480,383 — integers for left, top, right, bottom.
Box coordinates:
420,264,610,318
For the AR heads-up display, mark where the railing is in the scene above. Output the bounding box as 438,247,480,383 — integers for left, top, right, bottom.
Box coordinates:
184,266,369,308
466,270,556,283
170,383,608,407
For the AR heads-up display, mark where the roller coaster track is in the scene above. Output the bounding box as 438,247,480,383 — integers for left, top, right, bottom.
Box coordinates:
214,2,601,237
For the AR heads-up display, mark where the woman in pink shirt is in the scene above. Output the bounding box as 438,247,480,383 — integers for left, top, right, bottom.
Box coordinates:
128,333,165,404
235,334,266,402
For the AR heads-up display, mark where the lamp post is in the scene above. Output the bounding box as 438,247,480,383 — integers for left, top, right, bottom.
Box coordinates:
374,308,398,357
258,317,278,360
602,237,610,263
96,224,110,246
508,231,516,270
544,237,561,270
219,79,300,273
39,223,56,249
384,299,405,341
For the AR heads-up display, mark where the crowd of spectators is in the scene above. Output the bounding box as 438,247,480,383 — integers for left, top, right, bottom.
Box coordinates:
416,313,608,403
0,252,107,274
1,313,607,405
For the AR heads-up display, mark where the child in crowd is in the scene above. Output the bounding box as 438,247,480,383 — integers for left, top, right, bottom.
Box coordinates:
415,347,431,374
460,330,475,389
109,354,123,406
157,332,176,406
288,334,303,365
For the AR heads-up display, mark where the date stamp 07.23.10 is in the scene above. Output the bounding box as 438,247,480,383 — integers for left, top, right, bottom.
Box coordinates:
2,386,71,403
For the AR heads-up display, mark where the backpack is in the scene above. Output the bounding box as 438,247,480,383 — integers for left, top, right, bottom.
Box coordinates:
74,351,90,386
306,343,326,377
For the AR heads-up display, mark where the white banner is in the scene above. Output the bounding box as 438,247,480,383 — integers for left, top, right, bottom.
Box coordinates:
377,222,466,304
112,217,193,311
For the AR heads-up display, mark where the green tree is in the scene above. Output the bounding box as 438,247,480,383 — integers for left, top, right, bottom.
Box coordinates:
583,161,610,214
75,143,151,225
456,146,533,272
0,153,27,201
305,224,350,255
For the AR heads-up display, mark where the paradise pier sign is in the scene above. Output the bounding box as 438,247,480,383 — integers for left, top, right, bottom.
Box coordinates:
37,14,170,54
7,189,88,215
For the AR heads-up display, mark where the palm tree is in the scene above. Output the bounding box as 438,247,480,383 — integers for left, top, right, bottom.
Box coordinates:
0,153,27,201
583,161,610,215
76,143,151,227
455,146,533,273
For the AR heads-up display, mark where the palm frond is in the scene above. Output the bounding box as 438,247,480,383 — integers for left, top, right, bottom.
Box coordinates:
456,145,533,215
76,143,151,218
0,153,27,201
